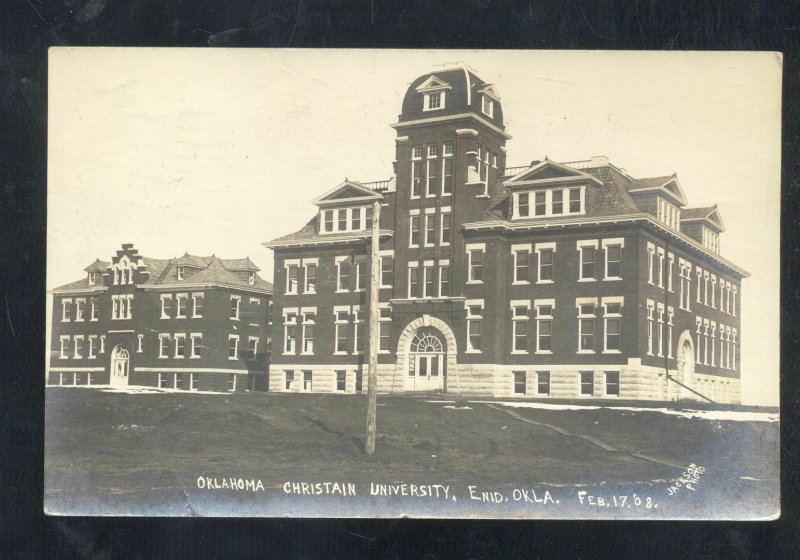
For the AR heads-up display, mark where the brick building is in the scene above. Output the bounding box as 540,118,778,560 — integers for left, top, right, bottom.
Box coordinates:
264,63,748,403
48,243,273,392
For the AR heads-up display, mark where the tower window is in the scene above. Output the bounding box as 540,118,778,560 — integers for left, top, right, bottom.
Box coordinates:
424,91,444,111
482,95,494,117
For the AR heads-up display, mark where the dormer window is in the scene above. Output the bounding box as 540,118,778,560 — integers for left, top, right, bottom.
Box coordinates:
424,91,444,111
656,197,681,229
320,206,371,234
702,226,720,254
513,187,585,219
248,271,256,285
482,95,494,117
177,266,185,281
88,272,96,285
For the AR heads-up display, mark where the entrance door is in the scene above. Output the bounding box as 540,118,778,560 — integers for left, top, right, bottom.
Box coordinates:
406,329,445,392
110,346,130,386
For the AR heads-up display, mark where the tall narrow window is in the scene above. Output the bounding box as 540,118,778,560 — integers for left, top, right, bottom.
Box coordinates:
656,249,665,288
604,242,622,280
336,259,350,292
579,245,595,280
696,318,703,364
666,307,674,358
439,264,450,297
656,304,665,357
408,264,420,298
409,215,421,247
513,371,526,395
603,300,622,353
174,333,186,358
334,309,350,354
511,303,530,353
710,323,717,366
90,297,99,321
467,245,485,283
379,307,392,352
517,193,530,218
535,302,554,353
337,208,348,231
380,255,393,287
351,208,361,230
190,333,202,358
466,302,483,352
646,301,655,356
160,294,171,319
424,214,436,246
228,334,239,360
423,265,436,298
75,298,85,322
647,244,655,285
667,254,675,292
286,264,299,294
440,210,452,245
605,371,620,396
355,260,367,292
230,295,241,320
577,301,595,353
703,320,710,365
534,192,546,216
442,154,454,195
513,248,530,284
301,310,315,355
537,372,551,395
192,293,204,318
537,247,554,282
284,311,297,354
304,262,317,294
61,298,71,322
336,371,347,392
176,293,188,319
568,188,581,213
285,371,295,391
303,371,313,392
426,158,439,197
354,308,365,354
412,159,423,198
323,210,334,232
73,335,83,359
551,190,564,214
159,334,170,358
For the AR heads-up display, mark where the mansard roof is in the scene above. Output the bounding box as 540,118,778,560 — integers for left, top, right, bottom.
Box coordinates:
52,246,272,294
681,205,726,232
263,216,394,249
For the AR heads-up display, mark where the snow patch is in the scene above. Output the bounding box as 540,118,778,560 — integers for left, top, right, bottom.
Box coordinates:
442,405,473,410
478,401,779,423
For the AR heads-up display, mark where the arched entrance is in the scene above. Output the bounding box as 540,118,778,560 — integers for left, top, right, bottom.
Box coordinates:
407,328,446,391
394,315,458,393
110,345,130,387
673,330,695,400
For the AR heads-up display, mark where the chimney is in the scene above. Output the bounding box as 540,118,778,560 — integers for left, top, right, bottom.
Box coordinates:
590,155,609,167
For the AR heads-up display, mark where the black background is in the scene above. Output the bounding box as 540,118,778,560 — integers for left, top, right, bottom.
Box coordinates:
1,1,798,558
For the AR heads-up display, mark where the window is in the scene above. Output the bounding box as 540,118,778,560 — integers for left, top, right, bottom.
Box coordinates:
679,260,692,311
409,214,421,247
467,244,485,283
284,310,298,354
580,371,594,396
336,258,350,292
710,323,717,367
158,373,169,389
285,262,300,294
647,243,656,285
439,263,450,297
711,276,717,308
177,266,186,281
512,245,530,284
190,333,202,358
667,308,674,358
75,298,85,322
578,243,596,281
695,318,703,364
605,371,620,396
301,310,315,355
577,300,596,353
88,272,97,285
228,374,238,392
703,271,709,305
568,188,581,213
408,263,420,298
322,210,334,232
424,91,443,111
537,372,550,395
191,292,203,318
176,293,188,319
731,329,737,370
355,260,367,292
423,264,436,298
517,193,530,218
440,209,452,245
174,333,186,358
353,308,365,354
424,213,436,245
667,253,675,292
87,336,97,359
732,286,737,316
426,158,439,197
656,304,665,357
552,190,563,214
304,261,317,293
602,238,624,280
228,335,239,360
513,371,526,395
534,191,547,216
230,295,241,320
111,294,133,320
284,371,295,391
511,302,530,353
73,335,84,359
380,254,393,287
303,370,313,392
656,248,665,288
646,300,655,356
244,336,257,362
443,141,454,156
337,209,348,231
603,299,623,353
336,371,346,392
379,306,392,352
412,159,423,198
442,157,454,195
482,95,494,117
465,301,483,353
535,301,554,353
58,335,69,359
703,320,710,365
536,244,555,282
159,334,170,358
90,297,99,321
334,308,350,354
188,373,198,391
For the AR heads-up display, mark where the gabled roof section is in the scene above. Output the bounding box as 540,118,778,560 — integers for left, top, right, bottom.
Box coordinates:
627,173,688,206
313,180,383,207
83,259,110,273
415,75,452,92
174,253,214,269
478,84,501,101
681,205,726,232
505,159,604,188
220,257,259,272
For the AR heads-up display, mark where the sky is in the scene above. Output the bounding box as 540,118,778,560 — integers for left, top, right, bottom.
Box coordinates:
47,48,782,405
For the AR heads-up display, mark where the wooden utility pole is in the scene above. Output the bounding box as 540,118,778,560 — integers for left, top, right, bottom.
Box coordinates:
365,199,381,454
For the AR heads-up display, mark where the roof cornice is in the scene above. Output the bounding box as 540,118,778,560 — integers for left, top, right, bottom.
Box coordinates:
391,112,511,139
49,287,107,295
141,282,273,295
462,213,749,278
263,230,394,250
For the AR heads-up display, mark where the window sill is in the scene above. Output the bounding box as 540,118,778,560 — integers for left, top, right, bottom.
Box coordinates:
603,350,622,355
535,350,553,355
603,277,623,282
333,352,349,356
510,351,528,355
465,350,482,354
512,281,530,286
577,278,596,283
577,350,595,355
474,194,490,199
536,280,554,285
465,281,484,285
335,290,350,294
300,352,315,357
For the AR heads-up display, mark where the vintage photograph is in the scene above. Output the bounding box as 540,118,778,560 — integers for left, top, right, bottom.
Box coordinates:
44,48,781,519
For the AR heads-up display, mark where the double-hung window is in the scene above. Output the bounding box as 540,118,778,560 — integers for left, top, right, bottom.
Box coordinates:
535,243,555,283
160,294,171,319
577,240,598,281
602,298,623,353
465,300,483,353
408,262,420,298
301,308,316,355
409,213,421,247
59,335,69,359
192,292,204,318
380,252,394,287
285,262,300,294
424,211,436,246
511,301,530,353
230,295,241,320
411,149,424,198
73,335,84,359
426,149,439,197
577,299,596,353
159,334,170,358
605,371,620,396
379,306,392,352
656,303,665,357
227,334,238,360
512,244,531,284
175,293,188,319
513,371,526,395
647,243,655,285
336,257,350,292
423,261,436,298
355,259,367,292
516,193,530,218
174,333,186,358
580,371,594,396
466,243,485,283
439,261,450,297
646,300,655,356
283,310,298,354
190,333,202,358
537,372,551,395
602,238,624,280
440,208,452,245
353,307,365,354
442,147,454,195
535,300,554,353
334,307,350,354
